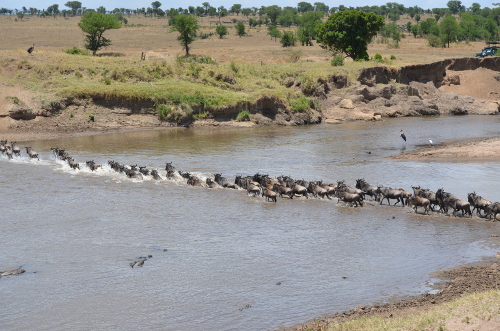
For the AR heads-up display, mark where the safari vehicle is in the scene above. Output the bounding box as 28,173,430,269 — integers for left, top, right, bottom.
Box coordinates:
476,42,499,57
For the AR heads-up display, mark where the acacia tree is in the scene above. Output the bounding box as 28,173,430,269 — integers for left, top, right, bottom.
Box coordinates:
439,15,459,48
235,21,246,37
316,10,384,61
170,14,200,56
215,24,228,38
65,1,82,16
78,11,121,55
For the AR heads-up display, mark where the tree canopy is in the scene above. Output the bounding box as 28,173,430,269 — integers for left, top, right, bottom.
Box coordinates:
316,10,384,61
78,11,121,55
169,14,200,56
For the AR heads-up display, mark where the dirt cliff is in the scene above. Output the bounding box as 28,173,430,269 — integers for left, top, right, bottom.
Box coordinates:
321,57,500,123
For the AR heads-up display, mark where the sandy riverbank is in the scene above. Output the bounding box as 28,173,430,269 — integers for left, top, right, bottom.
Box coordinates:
282,254,500,331
389,137,500,161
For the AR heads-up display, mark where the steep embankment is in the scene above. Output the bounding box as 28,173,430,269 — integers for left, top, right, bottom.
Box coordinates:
0,57,498,140
321,57,500,123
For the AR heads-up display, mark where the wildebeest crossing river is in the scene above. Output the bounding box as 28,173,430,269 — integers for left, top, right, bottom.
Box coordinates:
1,115,500,331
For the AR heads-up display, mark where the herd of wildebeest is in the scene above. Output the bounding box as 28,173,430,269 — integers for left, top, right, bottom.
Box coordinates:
1,139,499,221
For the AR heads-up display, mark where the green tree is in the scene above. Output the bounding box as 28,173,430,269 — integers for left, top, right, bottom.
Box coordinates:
96,6,106,14
410,24,419,37
78,11,121,55
65,1,82,16
265,5,282,25
297,2,314,13
314,2,329,14
215,24,228,38
447,0,464,14
415,13,421,23
235,21,246,37
47,4,60,15
151,1,162,16
280,30,296,47
169,14,200,56
230,4,242,15
202,2,210,14
297,11,323,45
440,15,459,47
316,10,384,61
268,24,282,41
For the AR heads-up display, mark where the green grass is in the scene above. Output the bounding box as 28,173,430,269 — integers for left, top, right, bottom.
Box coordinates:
321,290,500,331
0,49,401,122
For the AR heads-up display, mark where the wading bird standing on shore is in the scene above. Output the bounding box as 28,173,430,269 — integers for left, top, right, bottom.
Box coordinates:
400,130,406,142
428,138,433,146
27,44,34,54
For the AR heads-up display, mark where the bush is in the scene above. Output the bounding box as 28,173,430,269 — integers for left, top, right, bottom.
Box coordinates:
156,104,184,123
427,35,442,48
331,55,344,66
236,110,251,121
289,96,311,112
64,47,89,55
280,31,296,47
374,53,382,60
390,55,396,60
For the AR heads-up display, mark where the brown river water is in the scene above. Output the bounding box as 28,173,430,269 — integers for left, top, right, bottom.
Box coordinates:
1,115,500,330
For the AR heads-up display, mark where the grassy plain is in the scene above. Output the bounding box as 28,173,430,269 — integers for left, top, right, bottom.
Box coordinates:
0,13,488,118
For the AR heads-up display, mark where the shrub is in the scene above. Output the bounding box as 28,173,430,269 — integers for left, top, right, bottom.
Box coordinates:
230,61,239,74
331,55,344,66
288,50,302,63
289,96,311,112
64,47,90,55
427,35,442,48
390,55,396,60
236,110,251,121
280,30,296,47
374,53,383,60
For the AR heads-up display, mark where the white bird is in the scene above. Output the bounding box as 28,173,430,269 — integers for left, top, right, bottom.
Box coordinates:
428,138,433,146
400,130,406,142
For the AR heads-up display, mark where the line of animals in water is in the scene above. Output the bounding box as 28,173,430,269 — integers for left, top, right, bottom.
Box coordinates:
1,139,499,221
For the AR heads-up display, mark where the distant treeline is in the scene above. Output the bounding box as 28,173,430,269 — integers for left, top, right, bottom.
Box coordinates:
2,1,499,43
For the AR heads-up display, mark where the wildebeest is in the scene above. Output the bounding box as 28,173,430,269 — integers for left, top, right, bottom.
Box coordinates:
290,183,308,199
151,169,162,180
273,183,293,199
214,173,237,189
262,188,277,203
11,141,21,157
467,192,491,217
206,178,218,188
308,181,331,199
337,192,363,207
25,146,39,160
436,188,472,217
356,179,378,200
484,202,500,221
0,140,7,154
409,196,430,214
412,186,441,211
376,186,402,206
86,160,101,171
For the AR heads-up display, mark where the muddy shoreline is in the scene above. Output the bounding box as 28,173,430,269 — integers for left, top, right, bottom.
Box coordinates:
282,253,500,331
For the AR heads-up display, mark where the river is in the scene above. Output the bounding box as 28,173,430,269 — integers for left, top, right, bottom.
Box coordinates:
1,115,500,331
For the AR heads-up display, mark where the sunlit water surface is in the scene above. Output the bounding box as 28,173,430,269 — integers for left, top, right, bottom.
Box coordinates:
1,115,500,330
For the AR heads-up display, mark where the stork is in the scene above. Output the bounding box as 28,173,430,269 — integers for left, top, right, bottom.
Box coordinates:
428,138,433,146
27,44,34,54
400,130,406,142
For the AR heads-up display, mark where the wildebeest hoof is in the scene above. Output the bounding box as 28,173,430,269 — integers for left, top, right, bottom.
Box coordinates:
0,268,25,277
